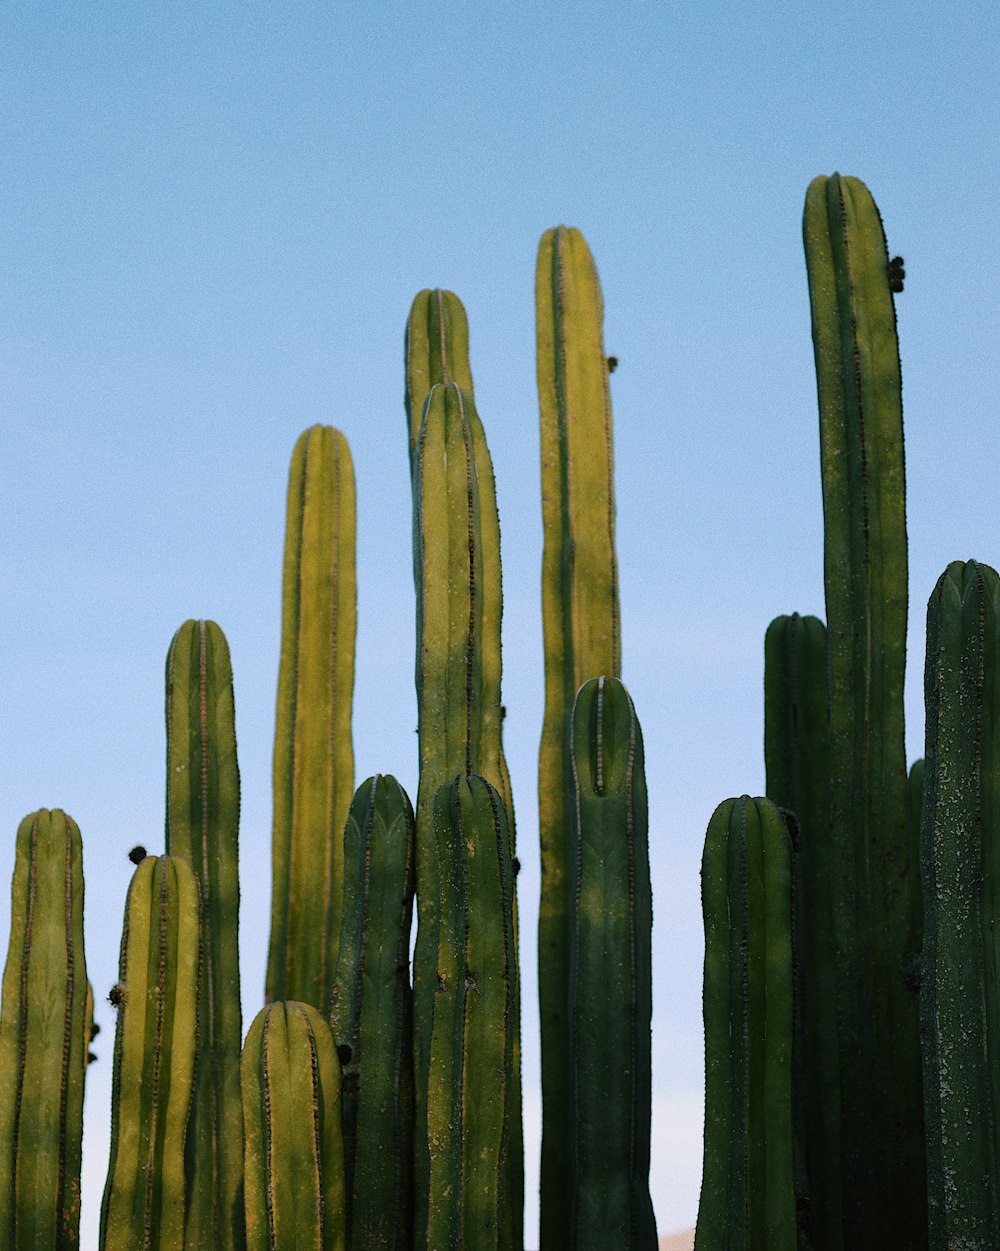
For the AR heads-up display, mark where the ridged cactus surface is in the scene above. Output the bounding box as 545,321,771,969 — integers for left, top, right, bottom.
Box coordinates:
568,678,655,1251
404,288,474,468
0,809,88,1251
99,855,201,1251
267,424,357,1010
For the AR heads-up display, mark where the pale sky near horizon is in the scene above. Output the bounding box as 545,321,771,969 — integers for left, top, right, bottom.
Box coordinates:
2,5,998,1245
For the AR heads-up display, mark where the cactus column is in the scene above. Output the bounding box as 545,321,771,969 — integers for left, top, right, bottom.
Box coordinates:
0,809,88,1251
536,225,620,1246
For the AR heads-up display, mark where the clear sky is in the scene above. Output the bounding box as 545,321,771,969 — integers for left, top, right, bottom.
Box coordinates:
1,4,997,1245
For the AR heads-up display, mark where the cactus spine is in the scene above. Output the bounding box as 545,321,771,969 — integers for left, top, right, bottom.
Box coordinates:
99,855,201,1251
266,425,357,1010
921,560,1000,1248
0,809,88,1251
535,225,620,1245
241,1002,346,1251
567,678,655,1250
164,619,244,1250
329,775,415,1250
696,796,797,1251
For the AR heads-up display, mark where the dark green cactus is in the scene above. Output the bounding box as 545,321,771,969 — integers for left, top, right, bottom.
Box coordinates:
99,855,201,1251
696,796,797,1251
241,1002,346,1251
803,172,924,1246
164,619,244,1251
0,809,88,1251
921,560,1000,1248
404,288,474,470
266,424,357,1010
567,678,655,1250
535,225,621,1247
328,775,415,1251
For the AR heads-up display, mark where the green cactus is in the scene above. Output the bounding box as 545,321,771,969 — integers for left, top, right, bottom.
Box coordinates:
419,776,519,1251
99,855,201,1251
696,795,797,1251
0,809,88,1251
328,775,415,1251
404,288,474,469
567,678,655,1250
164,619,244,1250
920,560,1000,1248
803,171,924,1245
241,1002,346,1251
266,424,357,1010
535,224,621,1246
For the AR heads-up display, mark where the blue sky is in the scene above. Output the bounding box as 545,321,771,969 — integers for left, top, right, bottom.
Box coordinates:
1,4,997,1244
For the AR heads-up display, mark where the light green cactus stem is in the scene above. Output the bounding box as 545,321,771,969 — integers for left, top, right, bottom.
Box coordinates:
404,288,474,468
921,560,1000,1248
420,776,519,1251
535,224,620,1247
567,678,655,1251
764,613,840,1248
241,1002,346,1251
0,809,88,1251
164,619,244,1250
100,855,201,1251
266,424,357,1010
696,796,797,1251
328,775,415,1251
804,172,924,1246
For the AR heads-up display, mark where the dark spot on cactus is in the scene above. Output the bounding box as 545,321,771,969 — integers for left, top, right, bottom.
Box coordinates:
512,856,521,877
108,983,126,1008
888,255,905,293
90,1021,101,1040
337,1043,352,1066
128,845,147,865
437,972,447,991
465,971,477,992
88,1051,98,1065
607,355,618,373
500,705,507,721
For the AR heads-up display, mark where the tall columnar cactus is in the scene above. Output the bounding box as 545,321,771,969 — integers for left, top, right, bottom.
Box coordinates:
535,224,620,1245
266,424,357,1010
0,809,88,1251
404,288,474,469
696,796,797,1251
567,678,655,1250
100,855,201,1251
803,172,924,1245
418,776,519,1251
241,1002,346,1251
164,619,244,1250
921,560,1000,1248
328,774,415,1251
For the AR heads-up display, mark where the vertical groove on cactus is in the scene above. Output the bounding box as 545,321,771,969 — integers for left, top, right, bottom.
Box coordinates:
536,224,620,1247
405,288,474,469
266,425,357,1010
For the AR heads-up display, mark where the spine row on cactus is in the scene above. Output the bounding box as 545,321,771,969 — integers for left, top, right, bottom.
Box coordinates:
329,774,415,1251
535,224,620,1247
0,809,88,1251
266,424,357,1010
164,619,244,1250
568,678,656,1251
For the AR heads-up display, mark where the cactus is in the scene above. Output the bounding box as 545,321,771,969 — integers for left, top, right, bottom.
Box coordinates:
99,855,201,1251
803,172,924,1245
266,424,357,1010
696,796,797,1251
920,560,1000,1247
535,224,620,1245
328,775,415,1251
404,289,474,469
164,619,244,1250
567,678,655,1250
419,776,519,1251
241,1002,346,1251
0,809,88,1251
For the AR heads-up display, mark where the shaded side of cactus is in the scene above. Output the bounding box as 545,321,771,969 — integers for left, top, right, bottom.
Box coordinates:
165,619,244,1250
329,775,415,1251
420,776,519,1251
241,1002,346,1251
404,288,474,469
267,425,357,1009
0,809,88,1251
696,796,797,1251
535,224,620,1247
921,560,1000,1248
568,678,656,1250
804,172,924,1245
99,855,201,1251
